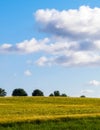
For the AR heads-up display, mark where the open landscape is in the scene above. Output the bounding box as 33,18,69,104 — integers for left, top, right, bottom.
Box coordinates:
1,0,100,129
0,97,100,129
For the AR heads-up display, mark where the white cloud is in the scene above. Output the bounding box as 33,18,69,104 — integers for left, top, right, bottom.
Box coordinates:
36,56,49,66
88,80,100,86
0,38,49,54
1,6,100,67
0,44,13,53
24,70,32,76
81,89,94,94
35,6,100,67
35,6,100,40
16,38,49,54
36,51,100,67
1,44,12,49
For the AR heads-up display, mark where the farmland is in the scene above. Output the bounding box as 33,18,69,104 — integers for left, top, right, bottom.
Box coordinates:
0,97,100,129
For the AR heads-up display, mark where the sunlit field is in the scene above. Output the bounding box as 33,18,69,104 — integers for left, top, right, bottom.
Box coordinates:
0,97,100,129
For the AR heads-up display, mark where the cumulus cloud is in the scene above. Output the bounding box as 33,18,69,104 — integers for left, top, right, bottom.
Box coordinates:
0,44,13,53
24,70,32,76
1,6,100,67
88,80,100,86
16,38,49,53
35,6,100,67
0,38,49,54
36,51,100,67
35,6,100,40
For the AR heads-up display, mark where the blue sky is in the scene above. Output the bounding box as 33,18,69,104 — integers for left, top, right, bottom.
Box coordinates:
0,0,100,97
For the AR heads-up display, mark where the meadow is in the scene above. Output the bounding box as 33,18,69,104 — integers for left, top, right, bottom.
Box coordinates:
0,97,100,129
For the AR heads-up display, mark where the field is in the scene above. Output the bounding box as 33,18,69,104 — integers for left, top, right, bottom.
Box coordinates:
0,97,100,129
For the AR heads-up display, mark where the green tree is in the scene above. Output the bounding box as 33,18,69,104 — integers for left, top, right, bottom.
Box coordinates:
80,95,86,98
54,90,60,96
49,93,54,96
12,88,28,96
0,88,6,96
61,93,67,97
32,89,44,96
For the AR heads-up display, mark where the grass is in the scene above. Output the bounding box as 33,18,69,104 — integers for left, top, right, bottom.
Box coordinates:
0,117,100,130
0,97,100,129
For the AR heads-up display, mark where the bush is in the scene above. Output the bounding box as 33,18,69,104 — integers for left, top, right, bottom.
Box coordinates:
12,88,28,96
80,95,86,98
61,93,67,97
49,93,54,96
49,91,67,97
54,90,60,96
32,89,44,96
0,88,7,96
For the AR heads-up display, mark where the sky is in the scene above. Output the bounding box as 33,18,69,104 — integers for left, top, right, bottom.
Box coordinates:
0,0,100,97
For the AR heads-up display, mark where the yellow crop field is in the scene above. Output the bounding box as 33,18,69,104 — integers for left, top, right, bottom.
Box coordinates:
0,97,100,124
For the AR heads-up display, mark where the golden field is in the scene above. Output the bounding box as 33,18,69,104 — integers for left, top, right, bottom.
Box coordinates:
0,97,100,124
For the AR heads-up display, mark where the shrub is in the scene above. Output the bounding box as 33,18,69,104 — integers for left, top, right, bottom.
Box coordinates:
80,95,86,98
32,89,44,96
12,88,28,96
49,93,54,96
54,90,60,96
0,88,7,96
61,93,67,97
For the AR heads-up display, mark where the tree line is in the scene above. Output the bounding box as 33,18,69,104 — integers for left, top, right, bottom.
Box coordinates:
0,88,68,97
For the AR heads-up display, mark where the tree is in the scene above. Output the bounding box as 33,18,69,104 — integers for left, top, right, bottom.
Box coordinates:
0,88,7,96
80,95,86,98
61,93,67,97
12,88,28,96
32,89,44,96
54,90,60,96
49,93,54,96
